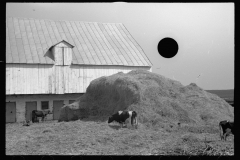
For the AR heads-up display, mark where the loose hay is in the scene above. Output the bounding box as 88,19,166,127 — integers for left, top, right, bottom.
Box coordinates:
6,70,234,155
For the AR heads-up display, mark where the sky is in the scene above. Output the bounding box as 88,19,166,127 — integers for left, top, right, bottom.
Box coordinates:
6,3,234,90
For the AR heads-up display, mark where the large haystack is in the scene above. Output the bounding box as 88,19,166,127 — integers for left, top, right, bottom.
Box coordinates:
58,70,234,127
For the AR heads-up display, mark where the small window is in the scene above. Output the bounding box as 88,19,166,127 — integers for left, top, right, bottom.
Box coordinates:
41,101,49,110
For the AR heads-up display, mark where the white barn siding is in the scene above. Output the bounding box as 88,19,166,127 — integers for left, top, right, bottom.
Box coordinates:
6,63,151,95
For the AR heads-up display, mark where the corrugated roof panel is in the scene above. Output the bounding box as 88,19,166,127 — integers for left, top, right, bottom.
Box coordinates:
34,19,42,31
77,23,96,64
101,24,127,65
79,23,99,64
117,24,146,65
119,24,152,66
55,21,64,33
29,45,40,63
6,33,13,63
84,23,106,65
72,47,84,64
60,21,70,33
13,18,22,39
23,45,33,63
36,43,47,64
39,34,46,44
16,38,26,63
71,38,84,64
112,24,143,66
22,36,29,45
93,23,119,65
108,24,136,66
90,23,116,65
11,45,19,63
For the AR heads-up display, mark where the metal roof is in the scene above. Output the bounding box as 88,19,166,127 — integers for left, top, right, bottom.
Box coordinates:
6,17,152,66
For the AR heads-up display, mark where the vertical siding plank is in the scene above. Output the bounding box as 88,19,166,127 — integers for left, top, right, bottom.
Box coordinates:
25,65,28,94
82,66,85,92
6,67,10,94
70,66,74,93
17,65,21,94
23,64,26,94
12,64,15,94
42,65,45,93
66,65,70,93
61,66,64,94
63,66,67,93
50,65,54,94
67,66,72,93
71,67,75,93
47,65,51,94
55,66,58,94
10,64,14,94
76,66,80,93
13,64,17,94
30,65,34,94
38,65,41,93
42,64,45,93
79,66,83,93
9,64,12,94
36,65,39,94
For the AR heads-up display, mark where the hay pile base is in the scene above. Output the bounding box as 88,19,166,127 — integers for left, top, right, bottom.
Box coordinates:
58,70,233,128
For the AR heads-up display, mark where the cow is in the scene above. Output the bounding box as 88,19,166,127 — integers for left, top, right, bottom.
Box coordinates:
32,110,51,123
219,120,234,141
108,110,138,128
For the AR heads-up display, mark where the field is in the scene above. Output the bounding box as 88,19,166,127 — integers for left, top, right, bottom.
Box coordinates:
206,90,234,100
6,119,234,155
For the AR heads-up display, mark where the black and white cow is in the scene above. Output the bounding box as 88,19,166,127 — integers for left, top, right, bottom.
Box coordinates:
108,110,138,128
219,120,234,141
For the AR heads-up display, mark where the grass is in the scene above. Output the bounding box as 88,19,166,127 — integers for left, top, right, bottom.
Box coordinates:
6,119,234,155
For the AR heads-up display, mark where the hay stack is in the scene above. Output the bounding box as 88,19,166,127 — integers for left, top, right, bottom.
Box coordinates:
58,70,234,126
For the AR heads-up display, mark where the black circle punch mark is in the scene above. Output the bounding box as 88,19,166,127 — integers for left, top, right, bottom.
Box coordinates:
158,37,179,58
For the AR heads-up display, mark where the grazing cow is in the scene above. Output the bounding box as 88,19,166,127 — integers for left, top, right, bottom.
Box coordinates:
108,110,138,128
219,120,234,141
32,110,51,123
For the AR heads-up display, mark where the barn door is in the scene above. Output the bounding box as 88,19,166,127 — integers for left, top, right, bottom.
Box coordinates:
26,101,37,121
6,102,16,123
53,100,64,120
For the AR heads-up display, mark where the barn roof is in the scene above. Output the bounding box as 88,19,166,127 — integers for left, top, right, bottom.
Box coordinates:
6,17,152,66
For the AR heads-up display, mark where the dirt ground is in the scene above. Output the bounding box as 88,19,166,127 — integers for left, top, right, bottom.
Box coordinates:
6,119,234,155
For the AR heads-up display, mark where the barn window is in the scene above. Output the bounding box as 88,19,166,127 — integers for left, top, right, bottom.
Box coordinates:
53,41,74,66
41,101,49,110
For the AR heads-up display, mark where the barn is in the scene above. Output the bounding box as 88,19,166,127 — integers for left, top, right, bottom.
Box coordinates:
6,17,152,123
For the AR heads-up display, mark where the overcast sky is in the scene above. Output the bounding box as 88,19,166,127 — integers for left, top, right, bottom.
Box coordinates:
6,3,234,90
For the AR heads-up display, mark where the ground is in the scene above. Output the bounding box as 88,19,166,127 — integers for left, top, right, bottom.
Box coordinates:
6,119,234,155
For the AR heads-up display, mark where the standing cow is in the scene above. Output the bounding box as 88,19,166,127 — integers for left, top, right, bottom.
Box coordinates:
219,120,234,141
108,110,138,128
32,110,51,123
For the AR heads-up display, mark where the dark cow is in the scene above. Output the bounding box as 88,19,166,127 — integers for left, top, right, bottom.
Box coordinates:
32,110,51,123
108,110,138,128
219,120,234,141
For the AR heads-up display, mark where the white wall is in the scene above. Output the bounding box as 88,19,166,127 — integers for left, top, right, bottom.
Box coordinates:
6,63,151,95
